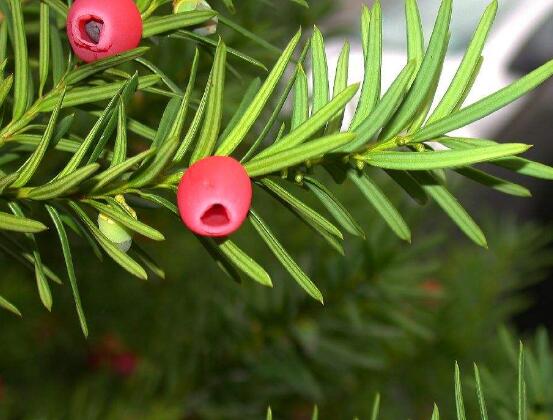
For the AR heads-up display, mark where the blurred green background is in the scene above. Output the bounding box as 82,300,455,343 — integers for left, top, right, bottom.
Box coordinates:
1,0,553,419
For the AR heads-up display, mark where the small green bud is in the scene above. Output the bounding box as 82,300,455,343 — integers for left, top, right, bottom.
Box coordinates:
173,0,218,36
97,195,137,253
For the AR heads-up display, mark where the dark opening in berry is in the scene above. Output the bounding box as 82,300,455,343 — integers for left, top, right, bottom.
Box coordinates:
83,19,103,44
201,204,230,228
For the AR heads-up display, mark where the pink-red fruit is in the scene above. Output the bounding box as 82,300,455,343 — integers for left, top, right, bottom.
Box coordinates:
66,0,142,63
177,156,253,237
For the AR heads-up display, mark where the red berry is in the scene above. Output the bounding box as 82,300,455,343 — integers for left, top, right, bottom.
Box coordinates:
177,156,253,237
111,352,138,377
66,0,142,63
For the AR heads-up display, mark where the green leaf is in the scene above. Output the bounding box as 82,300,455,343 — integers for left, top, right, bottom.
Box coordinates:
221,77,261,142
8,0,29,120
69,202,147,280
455,167,531,197
38,3,50,97
261,178,343,240
25,164,100,200
351,1,382,129
413,58,553,143
518,343,527,420
90,149,156,192
49,20,65,87
56,93,120,178
326,41,350,134
311,26,329,115
131,244,165,280
455,363,467,420
83,200,165,241
249,209,323,303
174,61,210,162
303,176,365,238
436,137,553,180
0,294,21,317
216,30,302,156
405,0,424,68
452,57,483,114
52,113,75,147
190,40,227,163
407,34,449,133
127,117,156,141
98,72,140,144
347,168,411,242
128,136,179,188
136,0,152,13
385,169,428,205
241,42,311,162
171,30,267,71
340,60,416,152
66,47,149,85
431,405,440,420
381,0,452,139
360,5,370,56
253,83,359,159
0,211,47,233
412,171,487,247
142,10,216,37
218,15,281,55
370,394,381,420
474,364,489,420
13,88,66,188
46,205,88,337
311,406,318,420
245,132,355,177
111,101,127,166
135,57,182,95
85,73,138,165
0,73,13,108
291,65,309,131
8,202,52,310
35,261,52,311
152,97,182,148
0,232,60,286
41,0,68,19
39,75,161,111
166,49,200,148
216,239,272,287
196,236,241,284
494,157,553,181
428,0,497,122
0,22,6,64
362,143,530,170
9,134,81,154
133,191,178,215
290,0,308,7
0,172,18,194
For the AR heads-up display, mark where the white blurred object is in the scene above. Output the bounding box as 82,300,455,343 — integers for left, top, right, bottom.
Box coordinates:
324,0,553,139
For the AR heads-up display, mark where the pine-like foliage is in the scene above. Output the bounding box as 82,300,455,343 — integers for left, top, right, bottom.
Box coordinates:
0,0,552,336
267,340,533,420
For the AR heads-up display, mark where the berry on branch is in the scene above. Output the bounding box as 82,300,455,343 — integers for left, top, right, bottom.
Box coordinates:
177,157,252,237
66,0,143,63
